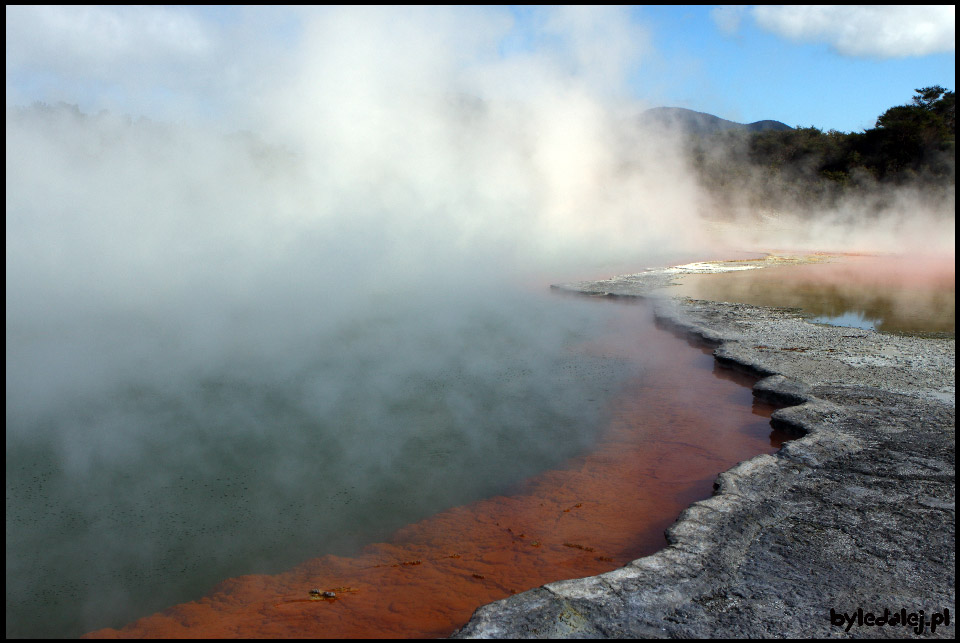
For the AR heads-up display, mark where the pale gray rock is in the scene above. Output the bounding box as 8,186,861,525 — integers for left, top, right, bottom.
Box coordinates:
456,275,955,639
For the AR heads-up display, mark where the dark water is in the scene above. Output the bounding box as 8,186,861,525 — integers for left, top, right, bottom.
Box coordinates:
6,285,642,638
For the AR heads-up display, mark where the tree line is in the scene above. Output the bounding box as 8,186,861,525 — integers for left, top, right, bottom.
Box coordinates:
689,86,955,216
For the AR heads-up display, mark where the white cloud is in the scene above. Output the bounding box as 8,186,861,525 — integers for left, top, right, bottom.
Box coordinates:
751,5,955,58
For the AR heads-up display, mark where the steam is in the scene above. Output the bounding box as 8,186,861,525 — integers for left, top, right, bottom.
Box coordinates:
698,161,956,257
6,6,721,440
5,7,702,638
685,122,955,257
7,6,712,435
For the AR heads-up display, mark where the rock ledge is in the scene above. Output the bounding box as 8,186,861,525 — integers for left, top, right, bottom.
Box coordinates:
455,268,955,638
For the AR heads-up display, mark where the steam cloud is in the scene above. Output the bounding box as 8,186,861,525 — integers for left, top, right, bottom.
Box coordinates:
8,6,710,421
7,7,702,637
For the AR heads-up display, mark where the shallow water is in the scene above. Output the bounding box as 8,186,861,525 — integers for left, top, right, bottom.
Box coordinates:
669,254,955,335
84,297,790,639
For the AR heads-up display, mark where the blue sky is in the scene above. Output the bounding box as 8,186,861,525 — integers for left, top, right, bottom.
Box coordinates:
628,6,955,132
5,5,956,133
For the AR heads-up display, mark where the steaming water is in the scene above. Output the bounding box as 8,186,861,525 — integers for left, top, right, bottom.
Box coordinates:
5,101,698,639
6,286,644,639
82,296,794,639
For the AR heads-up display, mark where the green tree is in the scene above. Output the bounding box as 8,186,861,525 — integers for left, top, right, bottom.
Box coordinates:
871,86,955,179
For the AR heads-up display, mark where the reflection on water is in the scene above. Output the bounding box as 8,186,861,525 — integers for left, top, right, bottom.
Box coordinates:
670,254,955,335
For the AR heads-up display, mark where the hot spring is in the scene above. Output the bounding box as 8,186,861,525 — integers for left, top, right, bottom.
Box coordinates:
5,101,710,639
7,282,652,638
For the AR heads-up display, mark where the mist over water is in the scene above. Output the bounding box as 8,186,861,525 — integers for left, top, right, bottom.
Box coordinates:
5,12,687,633
7,276,643,637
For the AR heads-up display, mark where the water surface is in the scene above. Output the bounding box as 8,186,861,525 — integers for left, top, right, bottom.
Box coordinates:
669,254,955,335
7,285,636,638
85,297,791,638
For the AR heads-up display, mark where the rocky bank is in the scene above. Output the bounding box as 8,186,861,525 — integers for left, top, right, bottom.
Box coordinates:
454,260,955,638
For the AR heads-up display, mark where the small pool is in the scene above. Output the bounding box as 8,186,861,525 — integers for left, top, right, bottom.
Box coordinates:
809,310,879,331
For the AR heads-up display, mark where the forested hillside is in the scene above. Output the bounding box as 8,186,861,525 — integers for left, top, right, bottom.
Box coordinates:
689,86,955,217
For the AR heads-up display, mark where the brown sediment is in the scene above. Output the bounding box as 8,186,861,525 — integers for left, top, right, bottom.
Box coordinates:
670,253,955,335
85,301,790,639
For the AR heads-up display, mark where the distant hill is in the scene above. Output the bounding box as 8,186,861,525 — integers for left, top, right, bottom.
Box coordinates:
641,106,793,135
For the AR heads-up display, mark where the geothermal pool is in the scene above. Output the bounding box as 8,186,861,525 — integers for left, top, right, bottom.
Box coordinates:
78,295,790,639
17,252,949,638
8,284,630,638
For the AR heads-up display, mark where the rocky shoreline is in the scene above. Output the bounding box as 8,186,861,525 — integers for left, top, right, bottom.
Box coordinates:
454,260,955,638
